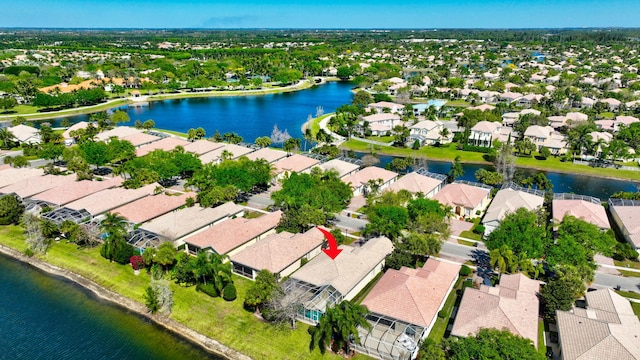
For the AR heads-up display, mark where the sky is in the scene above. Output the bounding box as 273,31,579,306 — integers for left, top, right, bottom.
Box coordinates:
1,0,639,29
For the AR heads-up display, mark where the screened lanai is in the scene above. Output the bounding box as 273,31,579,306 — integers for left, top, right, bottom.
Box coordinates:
127,228,165,252
353,312,425,360
282,278,343,325
42,208,91,225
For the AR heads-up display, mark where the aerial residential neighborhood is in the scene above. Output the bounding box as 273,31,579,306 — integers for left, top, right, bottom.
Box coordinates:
1,27,640,360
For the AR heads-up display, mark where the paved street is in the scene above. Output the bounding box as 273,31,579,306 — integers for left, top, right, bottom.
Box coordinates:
594,273,640,292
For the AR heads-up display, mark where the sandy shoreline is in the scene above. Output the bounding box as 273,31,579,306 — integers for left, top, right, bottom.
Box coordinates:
0,244,252,360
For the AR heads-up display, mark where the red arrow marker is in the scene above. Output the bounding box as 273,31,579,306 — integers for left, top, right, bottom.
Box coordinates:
318,227,342,260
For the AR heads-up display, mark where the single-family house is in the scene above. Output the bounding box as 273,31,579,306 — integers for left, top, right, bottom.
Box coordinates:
601,98,621,111
451,274,540,348
230,226,325,280
244,148,288,164
409,120,452,145
515,94,544,107
361,113,403,136
552,194,610,230
95,126,142,142
122,132,162,148
0,174,76,199
556,289,640,360
0,167,45,188
468,121,501,147
183,210,282,257
134,202,245,249
609,198,640,250
313,158,361,179
283,236,394,324
482,184,544,235
386,170,446,199
27,177,123,208
182,139,225,156
198,143,255,164
368,101,404,114
343,167,399,196
135,137,190,157
8,124,41,144
523,125,555,151
112,192,195,225
433,181,492,219
273,154,321,178
355,258,460,360
62,121,92,145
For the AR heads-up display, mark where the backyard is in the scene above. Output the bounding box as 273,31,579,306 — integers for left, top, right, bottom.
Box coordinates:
0,225,372,360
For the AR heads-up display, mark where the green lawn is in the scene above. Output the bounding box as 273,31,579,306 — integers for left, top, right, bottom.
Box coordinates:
632,302,640,321
0,226,372,360
445,100,471,107
427,276,464,343
618,269,640,278
458,231,481,242
308,113,332,137
614,259,640,270
457,238,477,246
614,290,640,300
538,319,546,356
340,139,640,181
364,136,394,143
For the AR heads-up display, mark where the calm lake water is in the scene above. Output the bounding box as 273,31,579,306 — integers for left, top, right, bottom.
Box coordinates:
0,253,220,360
373,155,638,200
51,81,356,141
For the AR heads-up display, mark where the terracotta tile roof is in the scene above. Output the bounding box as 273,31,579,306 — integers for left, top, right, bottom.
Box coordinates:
230,227,324,274
433,183,490,209
610,204,640,248
30,177,123,206
111,192,195,224
135,137,190,157
122,132,161,147
553,199,610,229
183,210,282,254
556,289,640,360
451,274,540,347
65,183,156,216
387,172,443,195
95,127,142,141
0,167,46,188
362,258,460,327
342,167,398,189
244,148,288,163
290,237,393,296
273,154,320,174
140,202,244,240
314,159,361,179
0,174,76,198
182,140,225,156
198,144,254,164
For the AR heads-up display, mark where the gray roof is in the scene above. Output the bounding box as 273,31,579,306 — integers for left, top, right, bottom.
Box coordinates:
289,237,393,297
140,202,244,240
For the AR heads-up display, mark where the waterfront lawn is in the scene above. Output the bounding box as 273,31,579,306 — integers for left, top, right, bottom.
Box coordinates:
309,113,331,137
340,139,640,181
0,229,372,360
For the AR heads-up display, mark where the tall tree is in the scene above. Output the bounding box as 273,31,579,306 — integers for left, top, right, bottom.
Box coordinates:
310,300,371,355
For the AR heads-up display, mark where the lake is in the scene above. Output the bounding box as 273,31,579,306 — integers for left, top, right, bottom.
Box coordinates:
50,81,356,142
0,253,221,360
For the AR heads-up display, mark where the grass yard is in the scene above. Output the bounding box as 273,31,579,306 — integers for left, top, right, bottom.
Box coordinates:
457,238,477,246
538,319,546,356
340,139,640,181
458,231,481,242
427,276,464,343
0,226,373,360
614,259,640,270
445,100,471,107
364,136,394,143
308,113,332,137
632,302,640,321
614,290,640,300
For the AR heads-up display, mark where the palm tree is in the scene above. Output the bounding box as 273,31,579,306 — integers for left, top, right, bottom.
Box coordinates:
490,245,515,274
568,124,594,159
0,128,16,149
310,300,371,355
100,212,128,262
211,254,232,296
